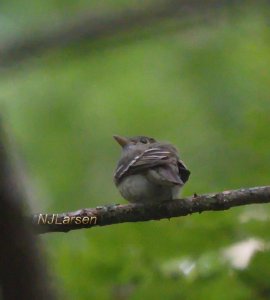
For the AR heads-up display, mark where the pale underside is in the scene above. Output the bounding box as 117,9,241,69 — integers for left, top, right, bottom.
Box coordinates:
117,171,182,203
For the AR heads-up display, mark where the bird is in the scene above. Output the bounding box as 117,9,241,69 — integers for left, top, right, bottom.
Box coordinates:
113,135,190,203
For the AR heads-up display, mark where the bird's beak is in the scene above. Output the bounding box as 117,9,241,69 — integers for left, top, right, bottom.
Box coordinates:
113,135,129,147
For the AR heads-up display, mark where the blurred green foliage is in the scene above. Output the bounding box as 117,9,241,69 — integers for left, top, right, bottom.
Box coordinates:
0,1,270,299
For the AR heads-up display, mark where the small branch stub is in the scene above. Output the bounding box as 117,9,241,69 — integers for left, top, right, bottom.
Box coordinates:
32,186,270,234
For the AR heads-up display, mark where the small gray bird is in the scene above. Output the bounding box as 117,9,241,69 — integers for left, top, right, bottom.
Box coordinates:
113,135,190,203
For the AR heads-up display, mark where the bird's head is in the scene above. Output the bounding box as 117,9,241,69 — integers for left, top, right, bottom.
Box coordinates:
113,135,156,148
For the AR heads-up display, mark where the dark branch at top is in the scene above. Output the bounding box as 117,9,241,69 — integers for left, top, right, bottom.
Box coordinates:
32,186,270,234
0,0,240,67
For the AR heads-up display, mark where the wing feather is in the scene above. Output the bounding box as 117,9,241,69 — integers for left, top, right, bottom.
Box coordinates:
114,144,191,185
115,146,177,182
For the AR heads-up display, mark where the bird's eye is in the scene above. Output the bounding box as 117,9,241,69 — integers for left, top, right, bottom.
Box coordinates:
140,137,148,144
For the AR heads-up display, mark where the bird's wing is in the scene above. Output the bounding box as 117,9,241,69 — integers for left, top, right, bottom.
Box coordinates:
177,159,191,183
114,146,190,185
114,147,170,182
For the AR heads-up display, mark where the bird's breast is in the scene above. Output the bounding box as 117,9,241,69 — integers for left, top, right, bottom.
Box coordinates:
117,173,180,203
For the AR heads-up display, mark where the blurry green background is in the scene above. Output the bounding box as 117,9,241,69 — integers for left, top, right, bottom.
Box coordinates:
1,1,270,299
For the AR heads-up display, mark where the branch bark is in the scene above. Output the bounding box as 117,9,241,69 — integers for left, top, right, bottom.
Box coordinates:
32,186,270,234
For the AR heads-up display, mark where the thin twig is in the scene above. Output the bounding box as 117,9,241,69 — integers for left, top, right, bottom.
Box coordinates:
32,186,270,234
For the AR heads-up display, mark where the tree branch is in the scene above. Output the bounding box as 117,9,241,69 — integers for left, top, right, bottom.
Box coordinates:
33,186,270,234
0,0,239,67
